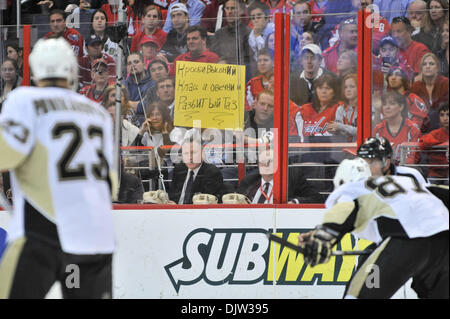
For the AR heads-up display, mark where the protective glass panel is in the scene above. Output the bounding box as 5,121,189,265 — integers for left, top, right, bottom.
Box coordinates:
371,6,449,185
287,9,360,203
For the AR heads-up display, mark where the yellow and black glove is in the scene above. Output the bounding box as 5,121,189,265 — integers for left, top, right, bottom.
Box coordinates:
302,226,339,267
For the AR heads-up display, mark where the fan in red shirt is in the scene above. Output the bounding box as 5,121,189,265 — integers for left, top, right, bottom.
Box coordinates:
419,102,449,181
322,18,358,74
386,67,428,132
169,25,219,75
245,48,274,111
130,5,167,53
293,74,340,141
391,16,430,74
373,91,422,164
45,9,84,58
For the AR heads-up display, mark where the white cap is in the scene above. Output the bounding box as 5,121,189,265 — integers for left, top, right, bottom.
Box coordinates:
170,3,189,15
301,43,322,56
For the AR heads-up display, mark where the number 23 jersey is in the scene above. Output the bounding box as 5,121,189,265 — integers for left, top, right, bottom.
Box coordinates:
0,86,116,255
324,175,449,244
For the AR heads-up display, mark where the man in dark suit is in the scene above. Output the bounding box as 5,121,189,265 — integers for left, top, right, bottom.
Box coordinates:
237,148,322,204
168,137,224,204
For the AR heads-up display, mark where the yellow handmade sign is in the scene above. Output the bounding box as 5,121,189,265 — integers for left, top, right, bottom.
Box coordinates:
174,61,246,130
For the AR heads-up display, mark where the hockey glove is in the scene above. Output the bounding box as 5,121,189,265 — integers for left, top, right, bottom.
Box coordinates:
302,226,339,267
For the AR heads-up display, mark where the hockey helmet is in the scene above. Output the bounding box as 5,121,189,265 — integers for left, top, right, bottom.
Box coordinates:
29,38,78,91
333,158,372,189
357,137,393,166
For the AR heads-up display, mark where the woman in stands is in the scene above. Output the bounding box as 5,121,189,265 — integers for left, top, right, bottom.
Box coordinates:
435,19,449,78
130,5,167,53
102,84,140,146
385,67,429,132
336,50,357,79
293,74,341,142
327,73,357,141
133,102,174,152
373,91,422,164
411,52,449,114
88,9,119,60
426,0,449,51
245,48,274,110
6,42,23,78
0,58,22,108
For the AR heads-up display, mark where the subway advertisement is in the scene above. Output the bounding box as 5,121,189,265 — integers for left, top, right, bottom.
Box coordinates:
0,208,415,298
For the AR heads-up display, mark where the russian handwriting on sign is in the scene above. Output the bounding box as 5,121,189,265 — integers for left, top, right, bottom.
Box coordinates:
174,61,246,131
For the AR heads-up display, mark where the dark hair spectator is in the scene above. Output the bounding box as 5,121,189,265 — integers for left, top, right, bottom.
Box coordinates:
435,18,449,78
419,102,449,183
386,67,429,132
1,58,22,106
5,41,23,78
124,52,154,125
293,74,340,142
247,0,274,74
130,5,167,54
391,16,430,74
336,50,357,78
290,0,324,61
163,0,206,34
103,84,140,146
44,8,85,58
373,90,422,164
159,3,190,62
245,48,274,110
327,73,358,141
210,0,251,77
289,43,336,107
87,9,119,60
169,25,219,75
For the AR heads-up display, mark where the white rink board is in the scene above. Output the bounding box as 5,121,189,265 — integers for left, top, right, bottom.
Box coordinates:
0,208,417,299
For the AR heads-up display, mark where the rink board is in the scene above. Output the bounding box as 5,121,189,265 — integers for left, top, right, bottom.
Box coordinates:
0,207,416,299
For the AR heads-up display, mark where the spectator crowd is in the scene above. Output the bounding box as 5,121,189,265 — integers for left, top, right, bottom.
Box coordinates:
1,0,448,204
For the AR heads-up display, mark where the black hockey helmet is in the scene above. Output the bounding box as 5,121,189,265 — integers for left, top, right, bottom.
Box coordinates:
357,137,393,164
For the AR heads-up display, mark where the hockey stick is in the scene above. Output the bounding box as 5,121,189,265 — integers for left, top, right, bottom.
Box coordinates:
267,233,372,256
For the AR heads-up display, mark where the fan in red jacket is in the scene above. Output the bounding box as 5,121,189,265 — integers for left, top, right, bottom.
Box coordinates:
373,91,422,164
45,9,84,58
419,103,449,180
